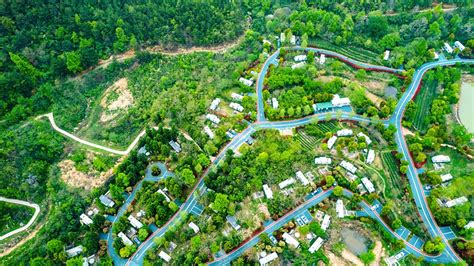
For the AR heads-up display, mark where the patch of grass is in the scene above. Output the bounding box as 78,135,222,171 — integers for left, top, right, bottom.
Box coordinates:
0,202,34,235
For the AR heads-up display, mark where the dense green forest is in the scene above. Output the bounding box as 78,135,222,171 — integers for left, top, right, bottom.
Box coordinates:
1,0,246,118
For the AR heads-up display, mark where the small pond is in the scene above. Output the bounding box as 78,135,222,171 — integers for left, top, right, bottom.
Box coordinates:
341,227,369,255
459,82,474,133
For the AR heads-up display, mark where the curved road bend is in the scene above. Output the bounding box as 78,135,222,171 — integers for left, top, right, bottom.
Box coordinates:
392,58,474,263
38,113,147,156
0,197,40,241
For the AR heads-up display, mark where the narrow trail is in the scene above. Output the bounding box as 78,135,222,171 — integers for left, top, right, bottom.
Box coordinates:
0,197,40,241
36,113,147,155
71,29,247,81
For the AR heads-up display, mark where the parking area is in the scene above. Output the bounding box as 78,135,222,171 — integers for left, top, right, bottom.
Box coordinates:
408,234,424,249
440,226,457,240
294,210,313,226
190,203,204,216
395,226,411,240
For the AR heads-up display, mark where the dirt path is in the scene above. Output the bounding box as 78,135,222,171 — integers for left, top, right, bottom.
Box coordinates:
73,30,247,80
0,222,44,257
371,241,385,266
0,197,40,241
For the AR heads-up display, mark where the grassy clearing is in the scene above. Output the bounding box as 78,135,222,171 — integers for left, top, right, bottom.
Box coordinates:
410,79,437,133
309,38,382,64
426,147,474,177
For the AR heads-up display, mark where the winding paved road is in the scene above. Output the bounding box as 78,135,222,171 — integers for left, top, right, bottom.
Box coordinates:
37,113,147,156
0,197,40,241
40,45,473,264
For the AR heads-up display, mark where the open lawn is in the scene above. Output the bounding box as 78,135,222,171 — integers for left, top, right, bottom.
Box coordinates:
426,147,474,178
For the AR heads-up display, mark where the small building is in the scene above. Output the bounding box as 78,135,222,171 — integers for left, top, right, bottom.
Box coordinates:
292,62,306,69
263,39,272,46
158,189,171,202
80,213,93,226
308,237,324,253
331,94,350,107
259,252,278,266
441,173,453,183
263,184,273,199
188,222,200,234
357,132,372,145
315,210,325,222
204,126,215,139
229,102,244,112
294,54,307,62
99,194,115,208
383,50,390,61
432,155,450,163
321,214,331,231
336,199,345,218
296,171,309,186
206,114,221,124
282,232,300,248
340,160,357,174
346,172,358,182
290,35,296,45
226,215,241,230
65,245,83,258
239,77,253,87
454,41,465,51
226,130,236,139
128,215,144,229
231,93,244,101
319,54,326,64
327,136,338,149
366,149,375,164
464,221,474,229
118,232,134,246
337,129,353,137
433,51,439,59
444,43,454,54
313,101,333,112
169,140,182,153
444,196,468,208
361,177,375,193
279,178,296,189
209,98,221,111
272,98,279,109
280,32,286,43
159,251,171,262
314,156,332,165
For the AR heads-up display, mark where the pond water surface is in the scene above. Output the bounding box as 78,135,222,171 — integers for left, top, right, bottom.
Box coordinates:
459,82,474,133
341,227,369,255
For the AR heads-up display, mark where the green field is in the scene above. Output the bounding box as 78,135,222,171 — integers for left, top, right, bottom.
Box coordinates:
381,151,403,198
309,38,382,64
410,79,438,133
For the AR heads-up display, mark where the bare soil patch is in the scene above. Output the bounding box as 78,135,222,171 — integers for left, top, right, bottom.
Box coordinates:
58,156,117,190
365,90,384,108
99,78,133,123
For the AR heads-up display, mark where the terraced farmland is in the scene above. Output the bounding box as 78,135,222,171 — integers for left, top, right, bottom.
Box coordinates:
410,79,438,133
295,130,319,150
381,151,403,198
317,121,340,133
310,38,382,64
